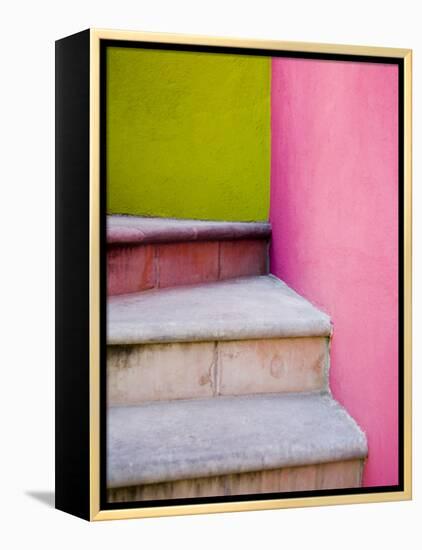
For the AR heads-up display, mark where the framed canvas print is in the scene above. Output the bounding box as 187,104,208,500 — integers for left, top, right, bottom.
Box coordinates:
55,29,412,521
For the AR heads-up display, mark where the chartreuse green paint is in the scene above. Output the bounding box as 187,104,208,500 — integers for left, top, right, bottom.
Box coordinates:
106,47,270,221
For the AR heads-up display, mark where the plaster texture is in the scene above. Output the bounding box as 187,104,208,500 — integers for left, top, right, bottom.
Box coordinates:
270,58,398,486
107,215,271,245
107,337,329,405
107,275,332,345
108,459,363,502
107,392,367,488
106,48,270,221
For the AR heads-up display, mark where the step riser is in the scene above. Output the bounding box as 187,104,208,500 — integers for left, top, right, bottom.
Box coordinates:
107,239,268,296
107,337,329,405
107,459,363,502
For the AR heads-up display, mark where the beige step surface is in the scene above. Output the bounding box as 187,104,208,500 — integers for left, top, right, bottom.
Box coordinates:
108,336,330,405
108,459,364,502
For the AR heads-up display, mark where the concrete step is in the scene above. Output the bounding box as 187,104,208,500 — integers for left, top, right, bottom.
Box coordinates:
107,215,271,295
108,275,331,345
107,275,332,404
107,392,367,501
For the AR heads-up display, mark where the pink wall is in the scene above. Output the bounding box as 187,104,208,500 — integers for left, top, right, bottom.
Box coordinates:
270,58,398,487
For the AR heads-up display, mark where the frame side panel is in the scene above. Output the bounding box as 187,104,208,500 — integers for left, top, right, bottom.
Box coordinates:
55,29,91,520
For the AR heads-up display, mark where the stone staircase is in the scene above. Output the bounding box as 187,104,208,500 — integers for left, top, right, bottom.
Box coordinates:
107,215,368,503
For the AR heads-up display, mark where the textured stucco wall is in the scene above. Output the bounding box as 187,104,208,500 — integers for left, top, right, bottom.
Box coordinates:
270,58,399,487
107,47,270,221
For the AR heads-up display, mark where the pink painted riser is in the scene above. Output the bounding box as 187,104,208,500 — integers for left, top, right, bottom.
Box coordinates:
107,239,268,295
270,58,399,487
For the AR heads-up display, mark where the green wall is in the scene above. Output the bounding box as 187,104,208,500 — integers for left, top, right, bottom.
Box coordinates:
107,47,270,222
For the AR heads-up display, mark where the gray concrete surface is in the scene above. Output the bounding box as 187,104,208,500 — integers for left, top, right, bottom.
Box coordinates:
107,391,368,488
107,215,271,245
107,275,332,345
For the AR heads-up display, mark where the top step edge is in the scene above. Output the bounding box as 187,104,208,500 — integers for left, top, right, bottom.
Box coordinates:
107,215,272,245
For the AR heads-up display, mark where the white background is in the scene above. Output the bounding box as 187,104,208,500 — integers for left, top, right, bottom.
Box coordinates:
0,0,420,548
